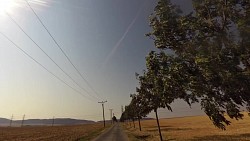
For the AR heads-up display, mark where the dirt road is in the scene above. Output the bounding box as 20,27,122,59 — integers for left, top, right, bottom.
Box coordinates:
92,123,129,141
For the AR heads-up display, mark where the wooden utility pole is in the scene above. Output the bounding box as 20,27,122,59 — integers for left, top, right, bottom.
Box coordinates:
52,116,55,127
98,101,107,127
109,109,113,124
9,114,13,127
21,114,25,127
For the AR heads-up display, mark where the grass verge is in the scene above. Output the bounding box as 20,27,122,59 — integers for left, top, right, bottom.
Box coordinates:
122,123,152,141
76,124,111,141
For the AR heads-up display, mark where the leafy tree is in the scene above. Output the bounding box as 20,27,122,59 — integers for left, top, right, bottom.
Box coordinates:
121,105,133,126
112,115,117,122
127,103,136,128
136,71,166,140
120,93,150,130
120,104,137,127
135,51,182,141
130,93,151,131
146,0,250,130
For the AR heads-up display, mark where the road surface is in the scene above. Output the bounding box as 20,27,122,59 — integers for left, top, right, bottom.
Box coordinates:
92,123,129,141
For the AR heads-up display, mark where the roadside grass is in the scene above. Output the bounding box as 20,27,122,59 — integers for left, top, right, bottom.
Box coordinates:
123,112,250,141
76,124,112,141
123,124,152,141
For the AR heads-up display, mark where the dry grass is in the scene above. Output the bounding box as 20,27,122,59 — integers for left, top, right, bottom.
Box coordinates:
0,123,107,141
124,112,250,141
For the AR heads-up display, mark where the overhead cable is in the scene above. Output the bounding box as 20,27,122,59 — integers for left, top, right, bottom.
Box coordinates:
0,31,96,102
25,0,102,100
6,12,99,101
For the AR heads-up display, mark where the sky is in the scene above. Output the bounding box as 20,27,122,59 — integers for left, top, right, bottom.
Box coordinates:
0,0,203,121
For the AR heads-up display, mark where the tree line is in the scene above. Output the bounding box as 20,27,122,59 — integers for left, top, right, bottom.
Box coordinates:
120,0,250,141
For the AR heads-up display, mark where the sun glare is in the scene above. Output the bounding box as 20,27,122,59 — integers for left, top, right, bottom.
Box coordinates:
0,0,18,15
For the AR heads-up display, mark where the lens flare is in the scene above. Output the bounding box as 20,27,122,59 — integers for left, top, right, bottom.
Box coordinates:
0,0,17,14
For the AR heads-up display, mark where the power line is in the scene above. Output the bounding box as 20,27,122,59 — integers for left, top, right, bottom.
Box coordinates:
5,12,99,101
0,31,95,102
25,0,102,100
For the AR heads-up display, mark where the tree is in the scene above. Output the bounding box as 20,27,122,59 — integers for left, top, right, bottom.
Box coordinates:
146,0,250,130
136,71,166,140
135,52,182,141
130,93,151,131
112,115,117,122
123,105,133,127
120,93,150,130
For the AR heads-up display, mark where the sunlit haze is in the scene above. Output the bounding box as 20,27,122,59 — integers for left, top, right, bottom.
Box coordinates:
0,0,203,121
0,0,19,14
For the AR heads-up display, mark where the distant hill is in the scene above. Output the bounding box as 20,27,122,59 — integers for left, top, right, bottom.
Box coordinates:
0,118,10,123
0,118,10,126
0,118,95,126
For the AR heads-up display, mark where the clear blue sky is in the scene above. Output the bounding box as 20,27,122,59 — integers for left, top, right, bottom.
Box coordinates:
0,0,202,121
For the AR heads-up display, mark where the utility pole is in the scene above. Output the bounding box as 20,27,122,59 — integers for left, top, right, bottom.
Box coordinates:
9,114,13,127
98,100,107,127
52,116,55,127
121,105,124,113
109,109,113,124
21,114,25,127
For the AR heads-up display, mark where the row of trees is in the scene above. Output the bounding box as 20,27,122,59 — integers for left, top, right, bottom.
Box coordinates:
121,0,250,141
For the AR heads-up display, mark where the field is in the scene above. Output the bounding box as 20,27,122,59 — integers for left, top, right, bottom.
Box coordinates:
124,113,250,141
0,123,107,141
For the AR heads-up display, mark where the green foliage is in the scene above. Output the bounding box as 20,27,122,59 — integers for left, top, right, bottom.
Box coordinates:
144,0,250,130
120,93,151,122
122,0,250,131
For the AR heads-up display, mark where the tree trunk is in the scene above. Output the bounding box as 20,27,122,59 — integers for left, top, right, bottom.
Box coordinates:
132,118,135,128
155,109,163,141
129,119,131,127
138,116,142,131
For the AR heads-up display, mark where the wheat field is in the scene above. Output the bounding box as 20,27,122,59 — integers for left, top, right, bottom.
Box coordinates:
124,113,250,141
0,123,105,141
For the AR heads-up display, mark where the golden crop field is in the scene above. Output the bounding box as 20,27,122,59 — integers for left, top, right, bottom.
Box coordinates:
0,123,106,141
124,113,250,141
